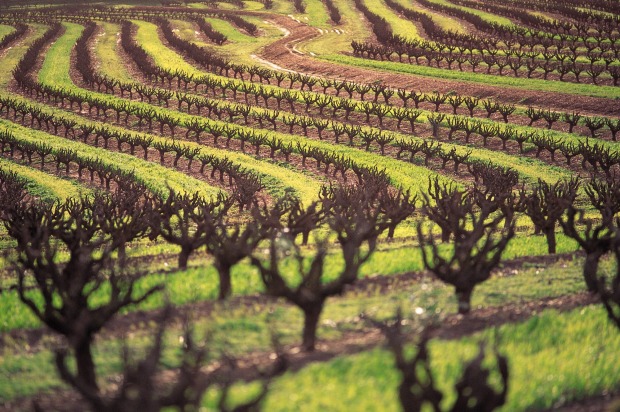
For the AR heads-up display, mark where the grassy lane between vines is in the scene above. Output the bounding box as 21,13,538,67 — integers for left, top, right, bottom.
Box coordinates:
0,255,597,401
257,306,620,411
0,24,47,87
363,0,422,41
0,230,581,332
95,22,134,83
0,24,15,40
423,0,513,26
319,54,620,100
0,119,221,198
0,157,90,202
128,21,581,187
404,0,467,33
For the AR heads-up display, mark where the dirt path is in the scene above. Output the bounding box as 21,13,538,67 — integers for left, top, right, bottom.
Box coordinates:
258,15,620,117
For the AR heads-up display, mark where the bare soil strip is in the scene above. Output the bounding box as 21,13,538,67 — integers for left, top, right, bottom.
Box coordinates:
258,14,620,116
0,290,597,412
0,251,584,352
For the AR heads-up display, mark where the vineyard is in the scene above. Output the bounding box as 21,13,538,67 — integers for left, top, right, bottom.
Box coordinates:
0,0,619,410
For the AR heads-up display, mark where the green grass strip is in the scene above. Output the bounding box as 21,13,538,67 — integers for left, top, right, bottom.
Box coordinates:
425,0,513,26
406,0,467,33
0,255,590,400
204,16,282,65
303,0,372,54
205,17,254,43
322,54,620,99
96,22,134,83
243,1,267,11
0,120,220,199
0,24,48,87
293,0,331,29
170,19,209,47
0,157,89,202
0,24,15,41
133,20,223,77
260,306,620,411
58,22,450,195
364,0,422,41
0,229,580,332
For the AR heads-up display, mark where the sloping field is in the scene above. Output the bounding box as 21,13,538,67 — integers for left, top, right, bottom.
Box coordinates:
0,0,619,411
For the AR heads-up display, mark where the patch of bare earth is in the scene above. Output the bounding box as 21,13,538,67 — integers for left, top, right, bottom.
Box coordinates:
258,15,620,117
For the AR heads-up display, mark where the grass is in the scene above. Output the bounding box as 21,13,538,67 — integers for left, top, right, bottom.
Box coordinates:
134,20,227,76
0,120,221,199
268,0,296,15
0,230,581,332
406,0,467,34
363,0,422,41
95,22,134,83
170,19,209,46
291,0,331,29
424,0,513,26
322,54,620,100
204,17,255,43
259,306,620,411
243,1,267,11
0,157,90,202
0,24,15,41
302,0,371,55
168,17,285,66
0,24,48,87
0,255,596,400
203,17,283,65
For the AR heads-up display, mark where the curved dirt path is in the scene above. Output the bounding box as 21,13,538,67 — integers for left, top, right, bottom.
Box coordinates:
259,14,620,116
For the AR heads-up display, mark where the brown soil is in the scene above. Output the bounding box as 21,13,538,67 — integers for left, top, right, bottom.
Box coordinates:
0,17,616,412
94,30,597,185
78,21,617,185
549,392,620,412
1,289,598,412
258,14,620,117
0,250,583,353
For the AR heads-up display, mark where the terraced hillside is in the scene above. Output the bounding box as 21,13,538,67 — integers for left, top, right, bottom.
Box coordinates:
0,0,619,410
